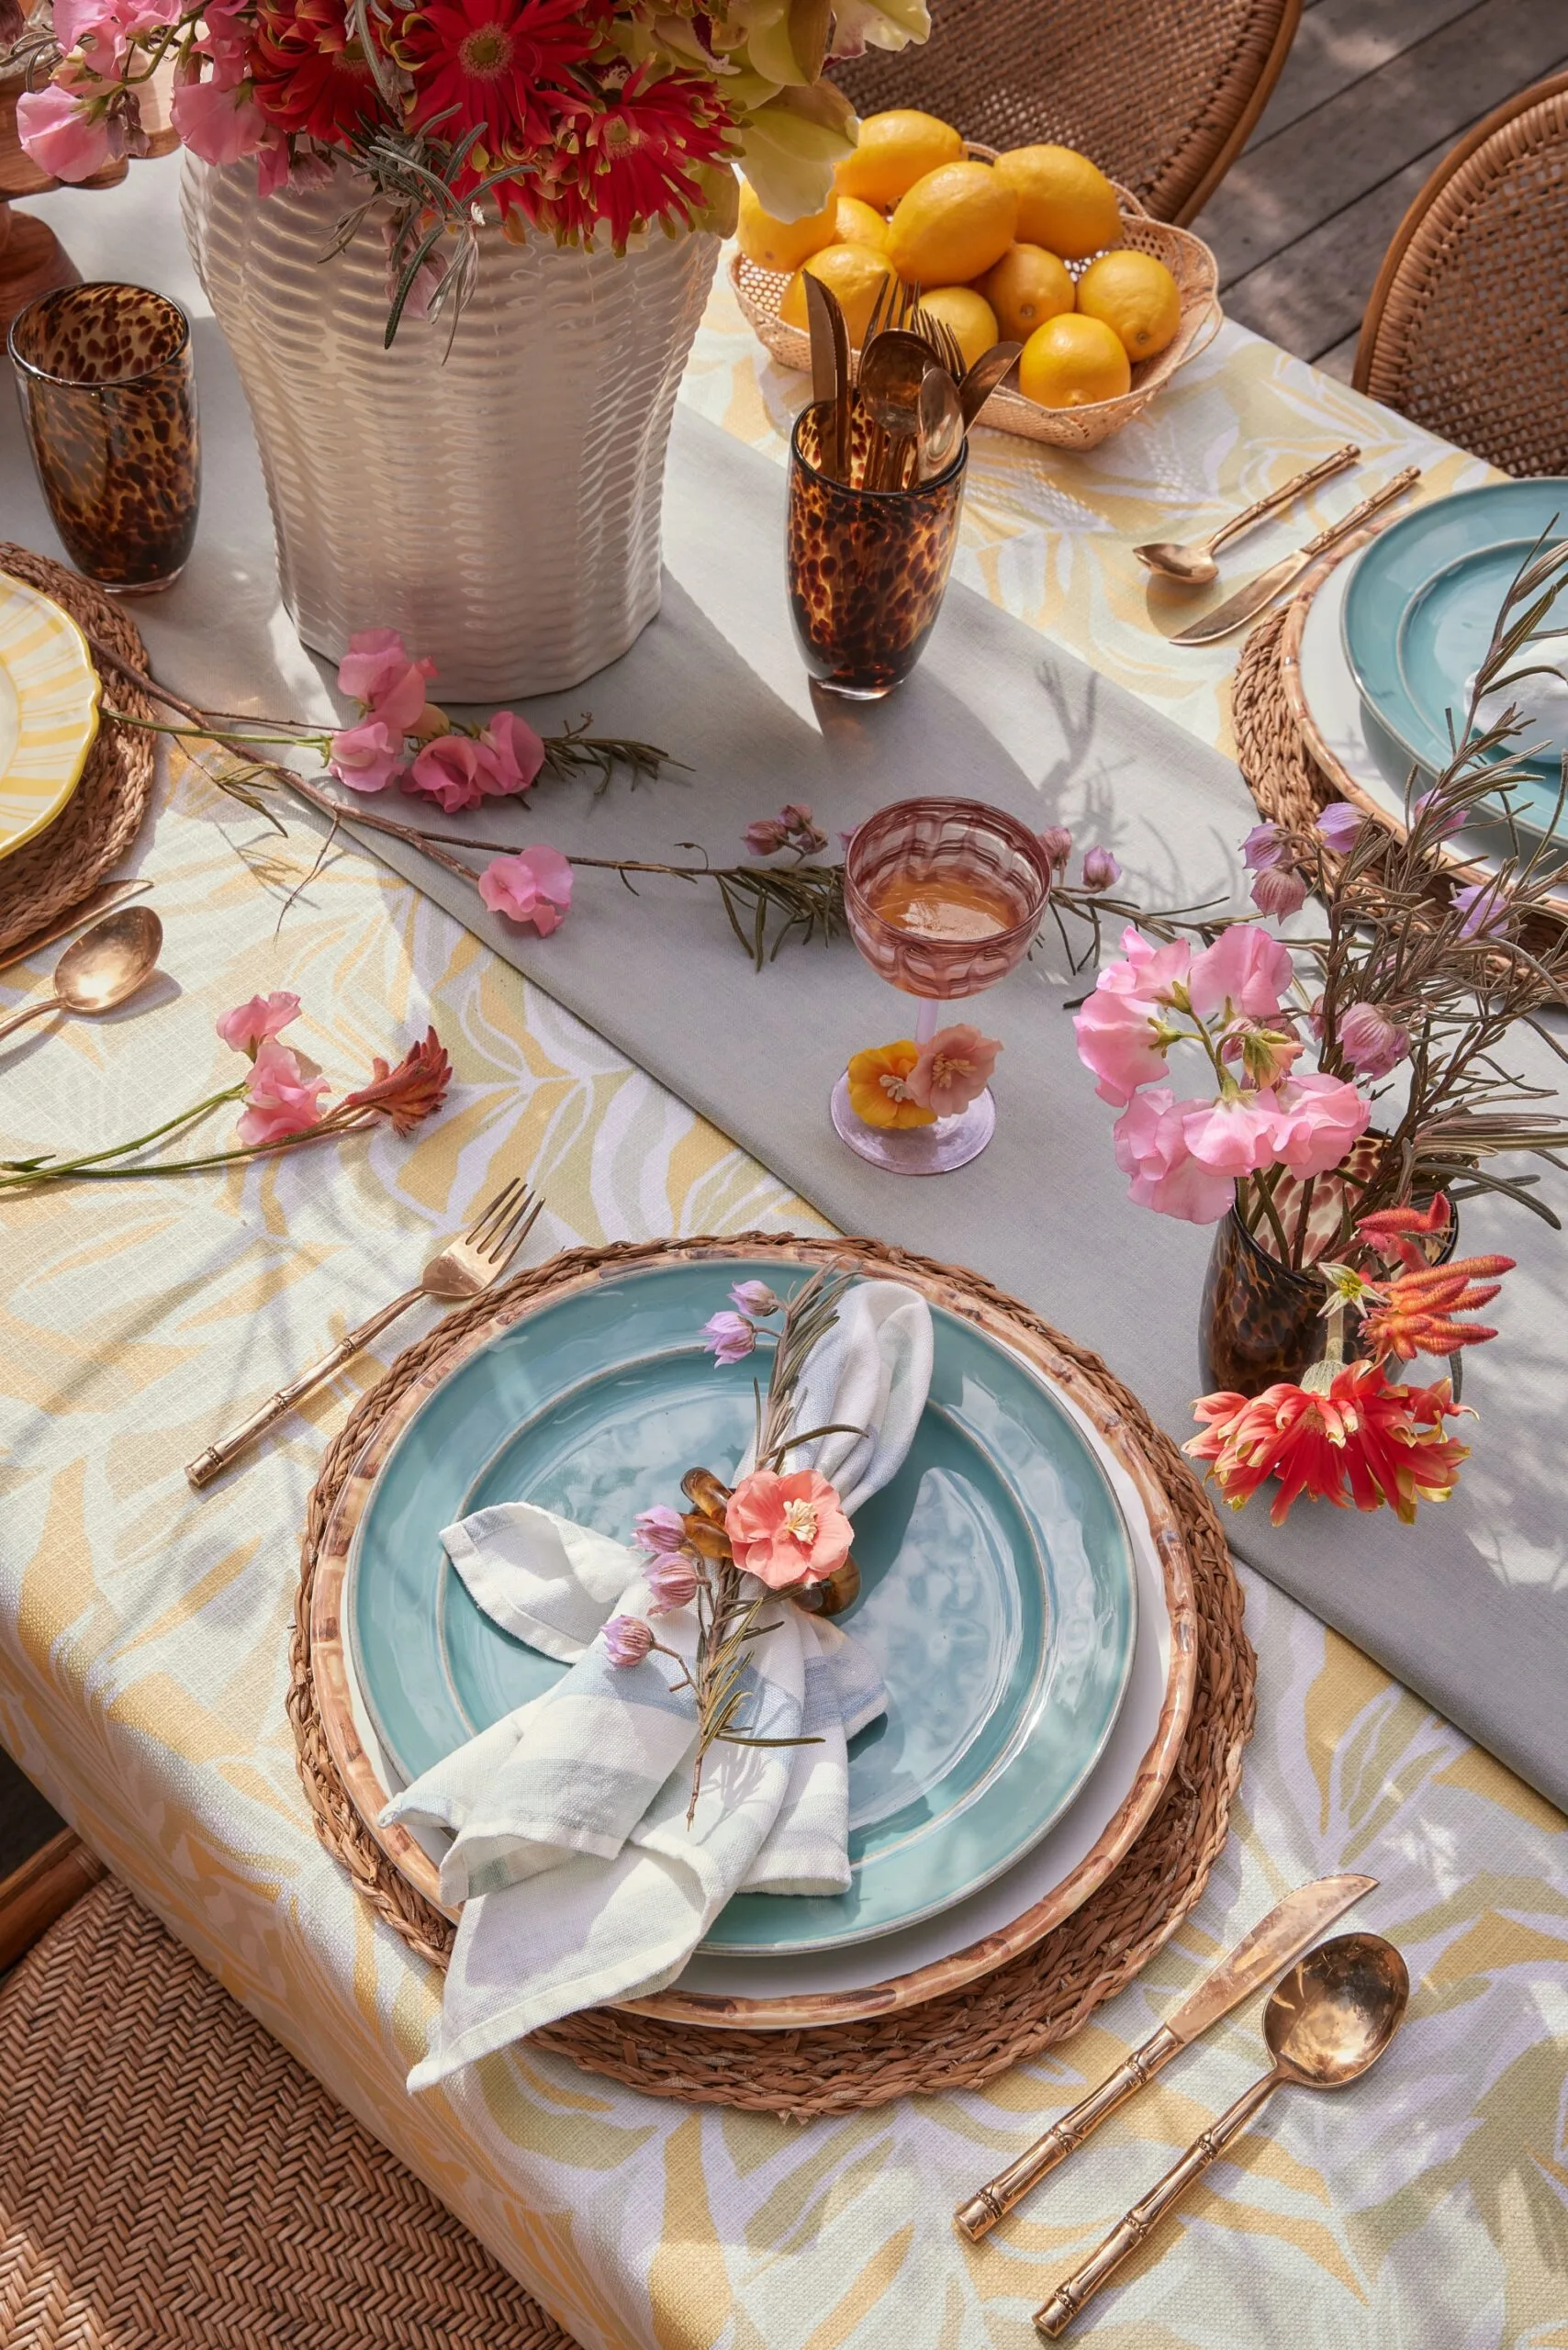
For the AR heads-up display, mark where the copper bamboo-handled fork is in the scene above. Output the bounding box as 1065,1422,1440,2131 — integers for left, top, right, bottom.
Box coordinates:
185,1175,543,1489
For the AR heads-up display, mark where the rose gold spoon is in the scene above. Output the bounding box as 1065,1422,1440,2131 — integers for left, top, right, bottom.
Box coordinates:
0,906,163,1046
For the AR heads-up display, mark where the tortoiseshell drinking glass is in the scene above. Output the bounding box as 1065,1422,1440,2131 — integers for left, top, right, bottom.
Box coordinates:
833,798,1052,1174
9,283,199,592
788,399,966,699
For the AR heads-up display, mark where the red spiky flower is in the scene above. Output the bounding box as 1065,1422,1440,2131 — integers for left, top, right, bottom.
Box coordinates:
1186,1361,1473,1527
339,1027,453,1134
1355,1192,1453,1271
1357,1255,1515,1362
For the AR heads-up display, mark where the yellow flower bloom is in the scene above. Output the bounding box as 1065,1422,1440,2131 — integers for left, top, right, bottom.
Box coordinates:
846,1040,936,1129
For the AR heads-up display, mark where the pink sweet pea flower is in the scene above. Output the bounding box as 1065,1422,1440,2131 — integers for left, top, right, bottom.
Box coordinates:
1073,927,1192,1106
1181,1090,1283,1177
336,629,436,732
724,1467,853,1590
169,72,266,164
236,1038,330,1144
1187,923,1294,1022
406,733,497,813
217,990,301,1056
17,82,118,182
481,710,546,795
1113,1086,1236,1223
328,714,405,793
907,1024,1001,1116
1269,1070,1372,1179
475,845,574,934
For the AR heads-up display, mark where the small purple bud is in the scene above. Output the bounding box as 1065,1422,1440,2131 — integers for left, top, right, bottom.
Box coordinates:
745,816,789,856
1414,789,1465,842
1240,821,1285,871
633,1504,689,1556
1452,881,1507,940
1315,802,1363,854
701,1309,756,1365
1036,823,1073,869
1338,1002,1410,1080
1081,845,1121,890
1251,863,1308,918
645,1555,700,1614
602,1615,654,1667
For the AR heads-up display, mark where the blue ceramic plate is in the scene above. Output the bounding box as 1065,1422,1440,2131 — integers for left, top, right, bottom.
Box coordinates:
344,1257,1137,1956
1341,480,1568,830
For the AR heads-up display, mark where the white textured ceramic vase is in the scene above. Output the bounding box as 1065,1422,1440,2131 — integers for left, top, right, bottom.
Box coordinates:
182,159,720,699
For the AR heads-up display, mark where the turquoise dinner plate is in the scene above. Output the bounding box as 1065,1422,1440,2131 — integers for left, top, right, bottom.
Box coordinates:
1342,480,1568,831
344,1257,1137,1956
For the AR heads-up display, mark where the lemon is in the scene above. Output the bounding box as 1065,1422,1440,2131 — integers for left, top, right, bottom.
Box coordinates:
916,285,999,372
835,108,964,207
735,181,838,274
887,160,1017,288
994,144,1121,260
1075,248,1182,361
834,195,890,252
1018,313,1131,408
980,242,1074,341
779,241,892,345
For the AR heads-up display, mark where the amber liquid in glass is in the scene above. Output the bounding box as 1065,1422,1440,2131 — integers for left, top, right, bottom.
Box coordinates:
868,870,1016,943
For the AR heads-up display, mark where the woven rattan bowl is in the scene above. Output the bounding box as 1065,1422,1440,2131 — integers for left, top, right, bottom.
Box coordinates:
731,149,1221,453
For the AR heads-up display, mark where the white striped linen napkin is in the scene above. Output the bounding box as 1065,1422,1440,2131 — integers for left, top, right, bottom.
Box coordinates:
384,1280,931,2088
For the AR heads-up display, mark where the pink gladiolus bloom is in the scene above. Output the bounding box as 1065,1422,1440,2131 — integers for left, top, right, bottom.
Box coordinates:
601,1615,655,1666
908,1024,1001,1116
217,990,301,1056
1251,863,1308,918
1037,824,1072,869
481,710,546,795
1269,1070,1372,1179
724,1467,853,1590
1081,845,1120,890
1316,802,1363,853
1187,923,1293,1021
1114,1086,1236,1223
700,1309,756,1364
169,72,265,163
633,1504,689,1555
730,1279,781,1316
17,82,118,181
336,629,436,733
644,1554,700,1614
475,845,574,934
236,1038,330,1145
1073,926,1192,1106
1181,1090,1283,1177
328,714,404,793
407,734,497,813
1338,1001,1410,1080
1241,821,1285,871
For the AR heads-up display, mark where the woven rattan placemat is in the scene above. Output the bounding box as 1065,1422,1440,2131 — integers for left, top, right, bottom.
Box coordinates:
1232,601,1340,834
0,1875,577,2350
289,1235,1255,2120
0,544,156,959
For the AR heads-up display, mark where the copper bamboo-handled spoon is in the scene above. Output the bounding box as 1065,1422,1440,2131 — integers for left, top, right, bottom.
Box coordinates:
1135,442,1361,584
0,907,162,1046
1033,1934,1409,2338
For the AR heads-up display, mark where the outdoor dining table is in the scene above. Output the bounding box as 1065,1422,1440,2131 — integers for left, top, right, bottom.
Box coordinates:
3,160,1565,2349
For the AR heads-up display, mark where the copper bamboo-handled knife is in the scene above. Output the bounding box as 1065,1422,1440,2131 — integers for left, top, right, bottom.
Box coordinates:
953,1873,1376,2241
1170,468,1420,644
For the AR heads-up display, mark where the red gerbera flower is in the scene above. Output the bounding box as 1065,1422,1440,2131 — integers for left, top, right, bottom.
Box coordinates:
572,62,736,245
250,0,386,143
1185,1360,1472,1527
398,0,606,151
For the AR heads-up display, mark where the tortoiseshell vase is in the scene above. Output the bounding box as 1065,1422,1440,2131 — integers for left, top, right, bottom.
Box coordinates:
787,399,966,699
8,283,199,592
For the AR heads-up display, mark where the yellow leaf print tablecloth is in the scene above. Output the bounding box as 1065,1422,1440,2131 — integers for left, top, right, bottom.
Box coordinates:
3,169,1565,2347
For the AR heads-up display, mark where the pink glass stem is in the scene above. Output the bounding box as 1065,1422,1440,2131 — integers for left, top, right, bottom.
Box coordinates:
913,995,940,1046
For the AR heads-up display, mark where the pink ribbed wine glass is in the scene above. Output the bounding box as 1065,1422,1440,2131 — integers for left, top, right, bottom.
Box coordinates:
833,798,1051,1174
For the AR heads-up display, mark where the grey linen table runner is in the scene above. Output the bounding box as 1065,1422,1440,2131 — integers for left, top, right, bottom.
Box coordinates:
6,318,1564,1808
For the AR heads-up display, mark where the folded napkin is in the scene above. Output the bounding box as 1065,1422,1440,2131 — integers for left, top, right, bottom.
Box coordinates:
384,1278,933,2087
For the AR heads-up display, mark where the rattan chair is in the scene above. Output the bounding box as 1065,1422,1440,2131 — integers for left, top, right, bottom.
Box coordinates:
831,0,1302,225
1354,72,1568,476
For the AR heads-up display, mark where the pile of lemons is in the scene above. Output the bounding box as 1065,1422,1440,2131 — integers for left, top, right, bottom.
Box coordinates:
741,109,1183,411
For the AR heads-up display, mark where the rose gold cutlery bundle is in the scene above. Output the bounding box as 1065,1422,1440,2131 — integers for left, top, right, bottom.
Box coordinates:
803,274,1022,494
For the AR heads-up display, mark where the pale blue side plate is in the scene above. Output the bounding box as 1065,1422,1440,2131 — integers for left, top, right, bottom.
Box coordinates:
1341,479,1568,830
344,1258,1137,1956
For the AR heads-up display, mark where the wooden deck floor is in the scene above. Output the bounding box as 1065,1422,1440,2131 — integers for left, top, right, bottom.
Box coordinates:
1193,0,1568,380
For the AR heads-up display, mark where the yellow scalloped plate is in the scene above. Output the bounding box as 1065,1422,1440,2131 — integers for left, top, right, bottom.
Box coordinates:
0,571,101,861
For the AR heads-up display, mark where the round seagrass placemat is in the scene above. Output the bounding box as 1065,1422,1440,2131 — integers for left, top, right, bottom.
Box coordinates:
287,1235,1255,2120
0,543,156,957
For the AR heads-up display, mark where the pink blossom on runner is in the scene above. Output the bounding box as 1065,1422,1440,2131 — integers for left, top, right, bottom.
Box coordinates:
336,629,436,733
327,713,405,793
1269,1070,1372,1178
1187,923,1294,1021
217,990,301,1056
476,845,574,934
1113,1085,1236,1223
481,710,547,795
236,1038,330,1145
724,1468,853,1590
406,733,497,813
908,1024,1001,1115
744,814,790,856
